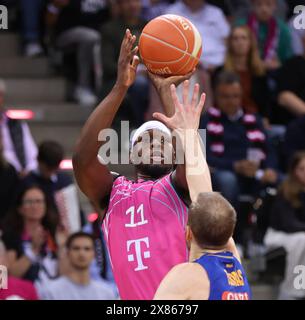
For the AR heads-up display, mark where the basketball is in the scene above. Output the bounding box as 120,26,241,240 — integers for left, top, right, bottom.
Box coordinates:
139,14,202,76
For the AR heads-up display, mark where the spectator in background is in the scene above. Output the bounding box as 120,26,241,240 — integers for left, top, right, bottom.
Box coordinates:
236,0,293,72
42,232,116,300
46,0,109,107
166,0,230,70
200,71,278,242
265,151,305,300
20,141,83,230
101,0,148,127
0,127,19,224
1,185,67,292
0,239,39,300
275,31,305,125
216,25,270,123
0,79,38,176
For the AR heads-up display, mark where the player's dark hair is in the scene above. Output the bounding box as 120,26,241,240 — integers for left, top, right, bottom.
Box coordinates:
38,141,64,169
66,232,95,249
188,192,237,248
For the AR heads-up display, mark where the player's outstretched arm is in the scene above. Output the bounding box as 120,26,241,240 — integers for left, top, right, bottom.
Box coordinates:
153,80,212,199
73,29,140,211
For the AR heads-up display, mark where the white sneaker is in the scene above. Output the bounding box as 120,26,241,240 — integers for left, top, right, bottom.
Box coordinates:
24,42,43,58
74,86,97,107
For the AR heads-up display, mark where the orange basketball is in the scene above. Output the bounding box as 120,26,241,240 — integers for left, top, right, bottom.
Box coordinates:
139,14,202,76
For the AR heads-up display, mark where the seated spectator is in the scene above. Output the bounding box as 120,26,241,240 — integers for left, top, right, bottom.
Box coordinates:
284,116,305,169
1,185,67,291
275,31,305,124
200,71,278,242
0,239,39,300
0,129,19,224
21,141,83,230
166,0,230,70
101,0,149,127
216,25,270,122
42,232,116,300
0,79,38,176
46,0,109,106
236,0,293,71
264,151,305,300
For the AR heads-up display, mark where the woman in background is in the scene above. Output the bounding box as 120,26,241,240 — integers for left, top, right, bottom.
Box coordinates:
1,185,68,297
265,151,305,300
215,25,270,124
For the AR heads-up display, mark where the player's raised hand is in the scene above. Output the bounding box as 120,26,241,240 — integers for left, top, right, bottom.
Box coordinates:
116,29,140,88
152,80,206,131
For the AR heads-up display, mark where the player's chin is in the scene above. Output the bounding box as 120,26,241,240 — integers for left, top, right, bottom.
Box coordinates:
135,163,173,179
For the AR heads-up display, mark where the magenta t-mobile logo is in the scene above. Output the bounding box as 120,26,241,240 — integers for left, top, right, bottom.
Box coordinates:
127,237,151,271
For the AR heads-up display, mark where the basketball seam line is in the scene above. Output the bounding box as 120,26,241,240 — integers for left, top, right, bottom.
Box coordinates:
160,16,189,52
141,33,200,64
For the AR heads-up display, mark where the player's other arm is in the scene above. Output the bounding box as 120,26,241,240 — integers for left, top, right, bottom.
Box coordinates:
154,263,209,300
73,30,139,211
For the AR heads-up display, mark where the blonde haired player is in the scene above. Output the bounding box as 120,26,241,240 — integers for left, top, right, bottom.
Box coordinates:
154,84,251,300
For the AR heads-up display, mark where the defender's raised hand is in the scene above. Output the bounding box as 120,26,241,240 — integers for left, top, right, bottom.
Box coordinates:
116,29,140,88
152,80,206,131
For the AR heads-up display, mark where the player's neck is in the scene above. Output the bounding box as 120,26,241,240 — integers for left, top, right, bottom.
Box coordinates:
189,242,226,261
136,172,159,181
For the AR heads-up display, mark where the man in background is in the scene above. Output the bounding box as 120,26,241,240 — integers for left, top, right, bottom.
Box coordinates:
41,232,116,300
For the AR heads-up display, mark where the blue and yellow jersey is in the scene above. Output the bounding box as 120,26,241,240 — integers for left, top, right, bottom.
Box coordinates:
195,251,251,300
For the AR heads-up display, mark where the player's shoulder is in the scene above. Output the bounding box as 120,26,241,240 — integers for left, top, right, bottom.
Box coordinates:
170,262,208,280
168,262,210,298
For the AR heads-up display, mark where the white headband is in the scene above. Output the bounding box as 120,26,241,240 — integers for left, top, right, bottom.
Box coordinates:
130,121,171,149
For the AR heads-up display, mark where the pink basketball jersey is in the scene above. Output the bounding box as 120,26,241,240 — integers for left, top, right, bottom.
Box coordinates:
102,174,188,300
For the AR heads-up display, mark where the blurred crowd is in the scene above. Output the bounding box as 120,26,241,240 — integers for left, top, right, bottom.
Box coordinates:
0,0,305,300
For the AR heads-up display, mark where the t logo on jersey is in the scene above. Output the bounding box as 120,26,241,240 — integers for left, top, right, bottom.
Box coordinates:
127,237,151,271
